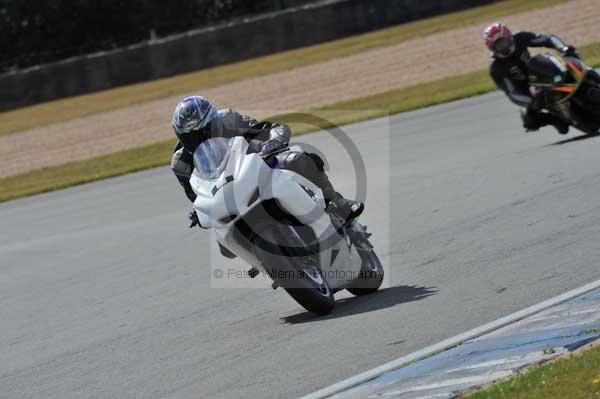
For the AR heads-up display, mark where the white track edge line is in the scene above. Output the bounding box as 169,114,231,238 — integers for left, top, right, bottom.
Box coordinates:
301,278,600,399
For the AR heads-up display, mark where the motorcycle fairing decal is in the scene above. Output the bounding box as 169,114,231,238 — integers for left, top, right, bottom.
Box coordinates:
553,86,575,93
299,184,317,202
555,61,586,105
211,175,234,196
529,58,587,107
566,60,583,79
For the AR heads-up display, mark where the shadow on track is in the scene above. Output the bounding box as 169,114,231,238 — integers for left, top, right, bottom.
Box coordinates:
550,132,600,146
281,285,438,324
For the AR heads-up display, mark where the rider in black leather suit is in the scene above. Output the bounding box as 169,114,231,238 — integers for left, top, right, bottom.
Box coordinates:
484,22,578,134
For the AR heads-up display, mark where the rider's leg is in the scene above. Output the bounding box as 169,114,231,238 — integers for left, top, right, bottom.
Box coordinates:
275,151,364,221
521,107,569,134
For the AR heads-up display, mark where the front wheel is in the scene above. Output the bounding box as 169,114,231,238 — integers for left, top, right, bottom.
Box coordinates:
254,225,334,315
346,249,384,296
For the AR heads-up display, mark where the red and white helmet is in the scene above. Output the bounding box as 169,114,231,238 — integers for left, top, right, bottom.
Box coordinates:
483,22,515,58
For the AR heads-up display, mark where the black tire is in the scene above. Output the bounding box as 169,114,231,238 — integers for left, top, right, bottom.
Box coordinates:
576,72,600,128
346,249,384,297
254,224,334,315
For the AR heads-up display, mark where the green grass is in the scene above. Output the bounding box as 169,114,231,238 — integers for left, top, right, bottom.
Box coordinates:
2,42,599,204
0,140,176,203
0,0,567,137
463,345,600,399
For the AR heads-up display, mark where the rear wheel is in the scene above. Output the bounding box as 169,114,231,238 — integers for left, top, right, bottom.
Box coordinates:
254,224,334,315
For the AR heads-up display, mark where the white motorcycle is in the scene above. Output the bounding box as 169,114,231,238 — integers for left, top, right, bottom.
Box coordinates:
190,136,384,315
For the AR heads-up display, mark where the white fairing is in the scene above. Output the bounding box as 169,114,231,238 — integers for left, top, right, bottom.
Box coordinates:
190,136,363,290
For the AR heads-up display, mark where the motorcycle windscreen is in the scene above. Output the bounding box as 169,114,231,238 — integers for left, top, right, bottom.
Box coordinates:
193,137,232,180
528,53,568,85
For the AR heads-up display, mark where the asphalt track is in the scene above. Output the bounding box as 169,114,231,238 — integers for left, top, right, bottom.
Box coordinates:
2,92,600,399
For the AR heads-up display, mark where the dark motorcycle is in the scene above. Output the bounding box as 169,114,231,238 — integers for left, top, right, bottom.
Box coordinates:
528,52,600,134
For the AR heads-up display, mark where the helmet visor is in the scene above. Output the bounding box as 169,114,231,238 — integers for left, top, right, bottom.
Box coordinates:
180,119,202,134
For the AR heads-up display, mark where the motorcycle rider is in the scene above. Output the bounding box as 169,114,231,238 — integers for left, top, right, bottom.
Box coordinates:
483,22,578,134
170,96,364,229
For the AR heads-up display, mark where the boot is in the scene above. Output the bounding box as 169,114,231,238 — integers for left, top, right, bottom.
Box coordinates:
310,164,364,222
552,120,570,135
539,113,569,135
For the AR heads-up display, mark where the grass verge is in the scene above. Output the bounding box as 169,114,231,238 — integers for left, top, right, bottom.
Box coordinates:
0,141,176,203
0,0,567,137
2,41,599,204
0,70,493,203
462,344,600,399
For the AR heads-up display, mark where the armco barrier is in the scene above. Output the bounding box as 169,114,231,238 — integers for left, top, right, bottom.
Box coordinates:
0,0,493,111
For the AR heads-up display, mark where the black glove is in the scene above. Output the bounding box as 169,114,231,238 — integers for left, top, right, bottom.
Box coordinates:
261,138,287,157
188,209,202,228
247,139,263,154
562,45,579,58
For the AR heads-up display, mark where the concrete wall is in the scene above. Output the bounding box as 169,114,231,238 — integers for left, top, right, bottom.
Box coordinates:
1,0,494,111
